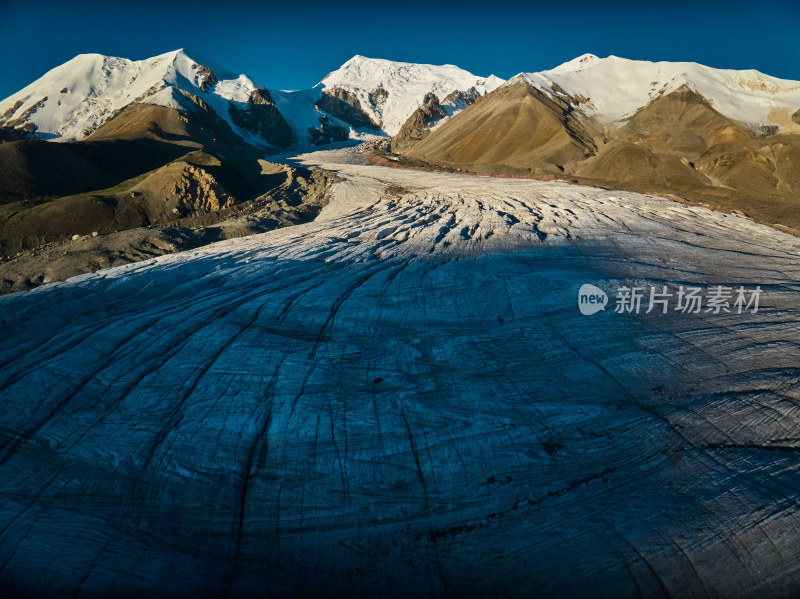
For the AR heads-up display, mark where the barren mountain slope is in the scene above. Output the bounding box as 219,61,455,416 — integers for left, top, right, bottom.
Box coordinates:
406,82,598,176
0,157,339,292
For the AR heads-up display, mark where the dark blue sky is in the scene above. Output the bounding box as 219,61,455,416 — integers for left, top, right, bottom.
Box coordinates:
2,0,799,99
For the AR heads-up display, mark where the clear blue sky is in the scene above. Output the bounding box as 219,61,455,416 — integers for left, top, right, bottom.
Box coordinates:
2,0,799,100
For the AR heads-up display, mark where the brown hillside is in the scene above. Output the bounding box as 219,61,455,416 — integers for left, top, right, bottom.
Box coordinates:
0,140,115,201
0,103,233,203
0,150,336,257
575,142,713,189
406,82,598,177
398,83,800,230
614,85,751,155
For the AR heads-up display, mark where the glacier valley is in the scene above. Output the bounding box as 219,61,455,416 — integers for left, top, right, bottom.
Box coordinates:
1,146,799,597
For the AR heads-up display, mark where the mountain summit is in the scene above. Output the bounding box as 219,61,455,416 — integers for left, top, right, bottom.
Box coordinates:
319,55,503,135
0,52,504,147
512,54,800,129
4,51,797,150
0,49,285,145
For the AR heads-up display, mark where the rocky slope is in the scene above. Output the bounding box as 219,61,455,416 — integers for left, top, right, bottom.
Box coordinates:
405,82,599,176
0,158,339,293
390,88,483,153
1,146,799,597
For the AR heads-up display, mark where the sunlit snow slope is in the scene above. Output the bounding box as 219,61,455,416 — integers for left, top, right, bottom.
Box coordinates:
321,55,504,135
513,53,800,130
0,51,504,145
1,147,799,597
0,49,267,142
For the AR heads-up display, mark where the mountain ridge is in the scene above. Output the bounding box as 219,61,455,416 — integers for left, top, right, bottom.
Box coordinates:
3,50,800,151
0,50,505,147
509,54,800,132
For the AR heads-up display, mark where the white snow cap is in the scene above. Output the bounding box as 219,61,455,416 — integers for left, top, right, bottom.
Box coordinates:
510,54,800,129
321,55,504,135
0,49,264,142
0,50,505,144
5,50,798,144
548,53,600,74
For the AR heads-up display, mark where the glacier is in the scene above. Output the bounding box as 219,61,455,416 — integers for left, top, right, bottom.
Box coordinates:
1,146,799,597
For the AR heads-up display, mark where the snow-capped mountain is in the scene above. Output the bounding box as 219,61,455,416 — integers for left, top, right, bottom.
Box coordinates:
399,54,800,229
9,50,800,147
512,54,800,131
320,55,504,136
0,49,287,145
2,50,799,153
0,51,505,148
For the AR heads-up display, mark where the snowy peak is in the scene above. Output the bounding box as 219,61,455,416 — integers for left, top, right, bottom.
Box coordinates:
0,51,181,139
548,53,600,74
322,55,500,89
321,55,504,135
510,54,800,130
4,50,799,149
0,50,503,147
0,49,272,144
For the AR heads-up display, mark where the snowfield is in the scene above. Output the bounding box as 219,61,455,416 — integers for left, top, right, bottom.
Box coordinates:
0,49,266,142
1,147,800,597
513,54,800,129
321,55,504,135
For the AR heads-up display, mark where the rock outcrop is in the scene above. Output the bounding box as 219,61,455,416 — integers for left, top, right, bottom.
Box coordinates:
369,84,389,113
1,96,46,132
136,160,235,218
308,115,349,146
316,87,380,131
193,63,218,92
391,93,446,153
441,86,480,107
229,89,294,148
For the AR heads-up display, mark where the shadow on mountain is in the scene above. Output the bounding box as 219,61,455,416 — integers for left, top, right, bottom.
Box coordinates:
0,102,340,291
